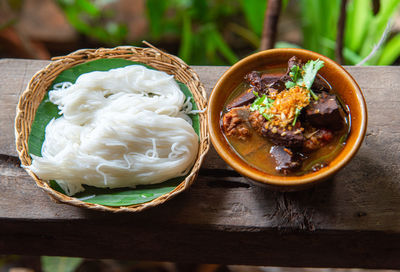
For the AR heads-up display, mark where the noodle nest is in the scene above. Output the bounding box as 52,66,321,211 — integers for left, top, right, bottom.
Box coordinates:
27,65,199,196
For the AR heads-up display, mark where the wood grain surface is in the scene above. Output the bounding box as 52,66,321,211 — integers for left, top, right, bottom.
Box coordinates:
1,59,400,268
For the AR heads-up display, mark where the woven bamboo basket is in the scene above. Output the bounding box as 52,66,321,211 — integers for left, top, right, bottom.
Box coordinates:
15,44,209,212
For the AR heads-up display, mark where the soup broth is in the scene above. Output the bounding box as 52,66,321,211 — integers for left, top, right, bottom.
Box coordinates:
221,59,349,176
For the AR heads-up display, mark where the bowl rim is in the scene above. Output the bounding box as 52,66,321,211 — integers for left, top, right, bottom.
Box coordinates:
208,48,368,187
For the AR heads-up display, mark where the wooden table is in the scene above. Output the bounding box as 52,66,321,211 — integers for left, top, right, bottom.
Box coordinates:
1,59,400,269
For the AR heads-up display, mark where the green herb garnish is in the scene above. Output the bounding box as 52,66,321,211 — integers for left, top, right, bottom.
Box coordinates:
250,91,274,120
285,59,324,101
292,107,301,126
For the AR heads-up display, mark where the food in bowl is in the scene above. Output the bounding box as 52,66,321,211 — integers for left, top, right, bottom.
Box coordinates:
27,64,199,196
221,56,349,176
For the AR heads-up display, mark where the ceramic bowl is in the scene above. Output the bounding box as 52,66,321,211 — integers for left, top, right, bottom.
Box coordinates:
208,48,367,190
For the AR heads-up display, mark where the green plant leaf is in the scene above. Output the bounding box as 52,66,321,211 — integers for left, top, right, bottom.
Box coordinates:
178,13,193,62
209,27,239,64
282,0,289,10
192,0,208,20
359,0,400,59
76,0,100,17
205,29,217,61
318,0,339,41
321,38,364,65
239,0,267,36
300,0,339,58
300,0,321,52
228,23,260,48
63,6,90,33
41,256,83,272
345,0,372,52
275,41,302,49
28,58,200,206
0,18,17,30
146,0,168,39
377,34,400,65
57,0,126,44
374,0,400,40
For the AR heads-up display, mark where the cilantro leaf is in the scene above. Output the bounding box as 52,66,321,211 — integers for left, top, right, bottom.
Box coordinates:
289,65,301,83
302,59,324,89
285,59,324,101
250,91,274,121
285,64,301,89
285,80,296,89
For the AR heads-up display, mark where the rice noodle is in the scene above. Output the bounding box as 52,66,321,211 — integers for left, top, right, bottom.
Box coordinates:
28,65,199,196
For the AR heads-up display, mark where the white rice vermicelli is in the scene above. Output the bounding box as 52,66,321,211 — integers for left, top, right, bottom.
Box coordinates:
28,65,199,196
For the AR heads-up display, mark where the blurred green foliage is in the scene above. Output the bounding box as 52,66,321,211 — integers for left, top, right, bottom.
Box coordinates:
56,0,127,44
57,0,400,65
41,256,83,272
146,0,240,65
300,0,400,65
0,0,23,30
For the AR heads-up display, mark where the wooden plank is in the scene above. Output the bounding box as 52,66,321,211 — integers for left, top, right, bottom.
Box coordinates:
0,59,50,157
2,220,400,269
1,59,400,267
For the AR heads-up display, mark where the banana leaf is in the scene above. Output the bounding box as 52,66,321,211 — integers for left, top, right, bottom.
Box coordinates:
28,58,199,206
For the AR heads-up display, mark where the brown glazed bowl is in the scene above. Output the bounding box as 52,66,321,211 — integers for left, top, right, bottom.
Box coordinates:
208,48,367,191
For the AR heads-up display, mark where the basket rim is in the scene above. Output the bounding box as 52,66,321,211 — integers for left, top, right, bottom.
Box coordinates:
15,45,210,213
